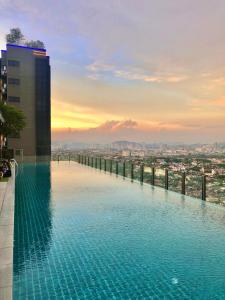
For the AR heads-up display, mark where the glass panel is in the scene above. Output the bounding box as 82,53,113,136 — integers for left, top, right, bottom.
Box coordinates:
118,162,124,176
125,161,132,178
168,171,182,193
112,160,117,174
206,175,225,204
96,157,101,169
144,166,152,184
155,168,165,188
104,159,109,171
133,164,141,181
186,174,202,199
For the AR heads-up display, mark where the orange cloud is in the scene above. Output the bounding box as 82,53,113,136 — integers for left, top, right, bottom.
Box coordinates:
210,98,225,106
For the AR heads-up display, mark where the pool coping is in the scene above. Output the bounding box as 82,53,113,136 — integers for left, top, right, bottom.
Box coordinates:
0,166,15,300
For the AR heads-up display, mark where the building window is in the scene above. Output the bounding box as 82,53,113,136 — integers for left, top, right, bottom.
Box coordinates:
9,132,20,138
8,96,20,103
8,78,20,85
15,149,22,156
8,60,20,67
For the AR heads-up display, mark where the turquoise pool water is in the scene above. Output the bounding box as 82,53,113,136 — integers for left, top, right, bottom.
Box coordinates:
14,162,225,299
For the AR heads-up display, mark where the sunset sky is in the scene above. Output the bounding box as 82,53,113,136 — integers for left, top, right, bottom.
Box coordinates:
1,0,225,143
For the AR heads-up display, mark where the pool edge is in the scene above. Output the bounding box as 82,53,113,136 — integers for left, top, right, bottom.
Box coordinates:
0,165,15,300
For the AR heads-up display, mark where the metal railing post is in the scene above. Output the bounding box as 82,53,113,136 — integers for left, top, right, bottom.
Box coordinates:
57,155,60,162
110,160,113,173
123,161,126,177
104,159,107,171
165,169,168,190
131,163,134,180
152,167,155,185
181,172,186,195
140,164,144,183
69,154,70,162
116,161,118,175
99,158,102,170
202,175,206,201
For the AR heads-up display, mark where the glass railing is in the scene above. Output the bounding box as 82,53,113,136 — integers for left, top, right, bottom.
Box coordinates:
186,173,202,199
154,168,165,188
168,171,182,193
143,166,153,184
53,154,225,204
206,175,225,204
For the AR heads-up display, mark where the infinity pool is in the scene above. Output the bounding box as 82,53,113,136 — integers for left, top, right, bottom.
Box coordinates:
13,162,225,299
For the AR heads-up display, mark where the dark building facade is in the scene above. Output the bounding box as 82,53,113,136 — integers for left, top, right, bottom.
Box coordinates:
0,44,51,160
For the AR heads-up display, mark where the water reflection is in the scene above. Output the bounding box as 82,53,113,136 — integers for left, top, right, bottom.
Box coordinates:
14,162,52,275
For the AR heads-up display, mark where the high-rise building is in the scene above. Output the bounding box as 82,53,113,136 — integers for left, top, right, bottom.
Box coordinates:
0,44,51,161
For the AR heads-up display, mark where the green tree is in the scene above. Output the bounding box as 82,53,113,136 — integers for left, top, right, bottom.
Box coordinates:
6,28,24,45
6,28,45,48
0,103,26,140
25,40,45,49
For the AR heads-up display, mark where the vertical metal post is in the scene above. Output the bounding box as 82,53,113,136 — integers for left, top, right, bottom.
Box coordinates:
202,175,206,201
181,172,186,195
140,164,144,183
69,154,70,162
110,160,113,173
99,158,102,170
91,157,93,167
57,155,60,162
78,155,80,163
116,161,118,175
131,163,134,180
152,167,155,185
165,169,168,190
104,159,107,171
87,156,89,166
122,161,126,177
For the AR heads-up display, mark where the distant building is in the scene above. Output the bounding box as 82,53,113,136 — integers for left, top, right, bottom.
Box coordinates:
122,150,131,157
0,44,51,161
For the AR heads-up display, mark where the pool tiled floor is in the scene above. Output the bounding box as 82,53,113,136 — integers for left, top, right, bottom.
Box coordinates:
13,162,225,299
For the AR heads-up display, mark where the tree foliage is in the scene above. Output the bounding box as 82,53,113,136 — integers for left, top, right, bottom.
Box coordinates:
6,28,24,45
0,103,26,138
6,28,45,49
25,40,45,49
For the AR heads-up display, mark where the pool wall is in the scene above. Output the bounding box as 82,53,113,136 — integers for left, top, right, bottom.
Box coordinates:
0,166,15,300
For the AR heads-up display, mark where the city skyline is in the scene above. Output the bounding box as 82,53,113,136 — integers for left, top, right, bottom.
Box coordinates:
1,1,225,143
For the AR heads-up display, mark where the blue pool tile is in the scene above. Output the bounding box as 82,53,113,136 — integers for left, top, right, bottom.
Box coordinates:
13,162,225,299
